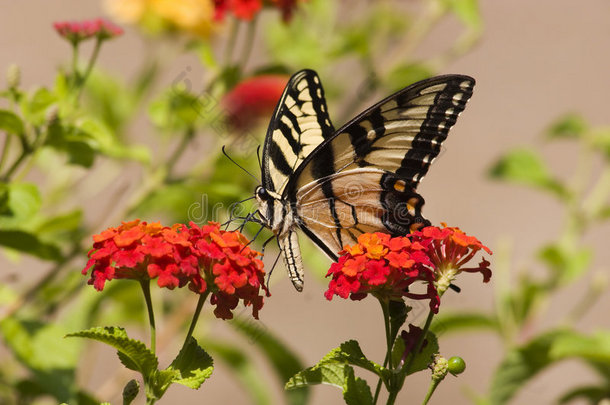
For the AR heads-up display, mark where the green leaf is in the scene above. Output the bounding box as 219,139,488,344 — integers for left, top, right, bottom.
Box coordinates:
589,127,610,160
286,363,373,405
550,331,610,363
0,109,24,135
488,330,573,404
430,312,499,335
231,317,309,405
538,244,592,283
324,340,387,378
385,63,434,93
0,182,41,228
546,113,588,139
77,118,150,162
0,317,82,401
391,330,439,375
169,337,214,389
0,230,62,261
21,87,57,125
34,209,83,237
66,326,158,380
558,385,610,404
488,148,568,198
449,0,482,30
45,120,95,167
204,339,273,405
343,366,373,405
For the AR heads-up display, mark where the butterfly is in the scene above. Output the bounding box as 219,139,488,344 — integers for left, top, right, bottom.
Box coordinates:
253,69,475,291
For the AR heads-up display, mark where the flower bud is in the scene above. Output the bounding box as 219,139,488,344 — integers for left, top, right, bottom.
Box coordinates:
122,379,139,404
6,64,20,89
448,356,466,375
431,355,449,381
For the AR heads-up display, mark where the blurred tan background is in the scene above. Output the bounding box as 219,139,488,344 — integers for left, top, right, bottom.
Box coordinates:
1,0,610,404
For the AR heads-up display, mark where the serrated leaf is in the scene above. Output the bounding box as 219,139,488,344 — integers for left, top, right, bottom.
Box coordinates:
0,109,24,135
231,317,309,405
389,300,409,345
430,312,499,335
489,330,573,404
323,340,387,379
538,244,592,283
66,326,158,379
488,148,568,198
286,362,349,390
546,113,588,139
343,366,373,405
169,337,214,389
204,339,273,405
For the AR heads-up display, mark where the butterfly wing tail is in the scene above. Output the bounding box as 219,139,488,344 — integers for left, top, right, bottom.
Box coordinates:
278,230,305,292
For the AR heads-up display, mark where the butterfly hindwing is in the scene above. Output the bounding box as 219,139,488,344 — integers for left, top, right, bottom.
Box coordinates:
261,70,335,195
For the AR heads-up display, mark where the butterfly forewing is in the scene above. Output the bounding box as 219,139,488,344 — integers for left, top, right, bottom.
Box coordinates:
287,75,475,257
261,69,335,195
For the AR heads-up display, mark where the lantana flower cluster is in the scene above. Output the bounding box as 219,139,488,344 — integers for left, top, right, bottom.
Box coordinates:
214,0,305,22
83,220,268,319
53,18,123,44
325,225,492,313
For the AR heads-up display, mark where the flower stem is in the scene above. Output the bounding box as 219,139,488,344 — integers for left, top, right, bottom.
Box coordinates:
77,37,103,98
182,290,210,349
71,42,80,88
421,378,441,405
140,280,156,354
373,298,393,405
223,18,240,66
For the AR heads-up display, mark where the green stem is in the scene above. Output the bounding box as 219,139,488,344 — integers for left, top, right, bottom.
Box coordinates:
76,37,103,98
239,16,258,69
1,137,30,182
140,280,156,353
421,378,441,405
0,133,12,174
404,310,434,375
166,127,195,179
373,298,393,405
182,290,210,350
71,42,80,88
223,18,240,66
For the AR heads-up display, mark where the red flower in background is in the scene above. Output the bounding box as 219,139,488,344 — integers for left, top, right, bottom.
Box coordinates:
83,220,269,319
221,74,288,130
53,18,123,44
324,232,440,313
214,0,305,22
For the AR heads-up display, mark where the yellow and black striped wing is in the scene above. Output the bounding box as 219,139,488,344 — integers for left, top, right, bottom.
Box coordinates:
289,75,475,257
261,70,335,194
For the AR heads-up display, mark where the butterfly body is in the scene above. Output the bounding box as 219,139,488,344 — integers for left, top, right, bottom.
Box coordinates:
255,69,475,291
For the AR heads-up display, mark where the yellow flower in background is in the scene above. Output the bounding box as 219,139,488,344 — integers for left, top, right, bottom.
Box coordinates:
105,0,216,38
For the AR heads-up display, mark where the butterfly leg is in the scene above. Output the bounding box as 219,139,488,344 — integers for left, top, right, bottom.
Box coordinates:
278,230,305,292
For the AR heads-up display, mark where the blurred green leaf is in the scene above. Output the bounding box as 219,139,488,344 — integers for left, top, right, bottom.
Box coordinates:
442,0,483,30
78,118,150,162
286,362,350,390
430,312,499,335
148,89,206,133
169,337,214,389
385,63,434,93
204,339,273,405
0,230,62,261
546,113,588,139
84,70,137,132
589,128,610,160
558,386,610,404
0,182,41,228
231,316,309,405
538,244,592,283
507,275,547,326
45,120,95,167
550,331,610,363
0,110,24,136
0,317,82,402
66,326,158,379
20,87,57,126
488,330,573,404
488,148,568,198
34,209,82,237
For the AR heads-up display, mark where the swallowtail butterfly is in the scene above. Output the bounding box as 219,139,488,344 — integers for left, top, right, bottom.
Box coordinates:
254,70,474,291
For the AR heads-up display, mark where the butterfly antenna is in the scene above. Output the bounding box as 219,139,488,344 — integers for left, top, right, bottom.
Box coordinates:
256,145,262,170
222,145,260,183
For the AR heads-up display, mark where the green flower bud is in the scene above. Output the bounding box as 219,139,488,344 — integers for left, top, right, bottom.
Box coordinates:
122,379,140,404
431,355,448,382
6,64,20,89
448,356,466,375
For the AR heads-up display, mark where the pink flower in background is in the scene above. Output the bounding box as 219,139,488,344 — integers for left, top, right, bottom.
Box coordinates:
53,18,123,44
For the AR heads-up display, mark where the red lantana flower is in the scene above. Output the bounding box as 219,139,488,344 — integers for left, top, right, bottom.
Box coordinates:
83,220,268,319
221,74,289,130
409,223,492,295
214,0,305,22
324,232,440,312
53,18,123,44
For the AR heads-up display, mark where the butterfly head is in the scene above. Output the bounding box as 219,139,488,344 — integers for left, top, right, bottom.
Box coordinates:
254,185,285,232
